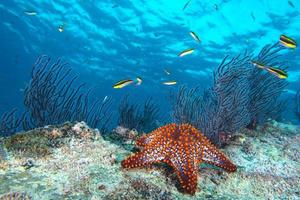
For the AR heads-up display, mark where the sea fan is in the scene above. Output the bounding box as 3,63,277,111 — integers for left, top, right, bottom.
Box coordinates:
22,56,113,134
118,96,159,133
172,44,288,145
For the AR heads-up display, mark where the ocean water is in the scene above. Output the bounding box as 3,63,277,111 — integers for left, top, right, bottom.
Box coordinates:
0,0,299,126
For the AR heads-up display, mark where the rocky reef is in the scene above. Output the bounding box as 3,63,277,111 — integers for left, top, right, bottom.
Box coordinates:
0,121,299,200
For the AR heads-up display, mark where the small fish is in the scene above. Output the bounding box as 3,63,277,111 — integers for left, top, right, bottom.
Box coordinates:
113,79,134,89
58,24,65,32
136,77,142,86
163,81,177,85
189,31,201,43
164,69,171,75
252,61,288,79
178,48,195,57
266,67,288,79
279,34,297,48
112,4,119,8
24,11,37,16
102,95,108,103
251,12,256,21
183,0,192,10
288,0,295,8
214,4,219,11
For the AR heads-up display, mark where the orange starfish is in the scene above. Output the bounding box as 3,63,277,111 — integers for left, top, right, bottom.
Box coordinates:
121,123,237,195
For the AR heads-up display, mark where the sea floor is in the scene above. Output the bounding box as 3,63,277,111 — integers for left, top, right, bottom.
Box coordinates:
0,121,299,200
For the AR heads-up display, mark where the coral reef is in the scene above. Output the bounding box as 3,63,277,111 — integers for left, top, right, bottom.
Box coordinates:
106,126,139,150
172,44,288,145
118,96,159,133
2,121,98,158
0,121,298,199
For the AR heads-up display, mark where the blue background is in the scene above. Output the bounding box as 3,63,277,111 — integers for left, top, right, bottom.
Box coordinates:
0,0,299,124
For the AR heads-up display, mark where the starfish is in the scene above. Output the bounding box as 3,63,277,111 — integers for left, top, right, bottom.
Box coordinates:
121,123,237,195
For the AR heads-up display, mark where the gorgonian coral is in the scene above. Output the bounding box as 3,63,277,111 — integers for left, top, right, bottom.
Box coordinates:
23,55,113,134
118,96,159,133
172,44,288,145
0,109,24,137
0,56,113,136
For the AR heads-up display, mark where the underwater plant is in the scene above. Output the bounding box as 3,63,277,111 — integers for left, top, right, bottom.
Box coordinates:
22,55,113,134
0,109,24,137
172,44,288,145
118,96,159,133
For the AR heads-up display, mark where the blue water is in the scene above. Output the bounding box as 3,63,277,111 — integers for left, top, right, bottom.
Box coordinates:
0,0,299,125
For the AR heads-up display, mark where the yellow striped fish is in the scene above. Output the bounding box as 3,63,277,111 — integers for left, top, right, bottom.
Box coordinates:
279,34,297,48
178,48,195,57
252,61,288,79
113,79,134,89
266,67,288,79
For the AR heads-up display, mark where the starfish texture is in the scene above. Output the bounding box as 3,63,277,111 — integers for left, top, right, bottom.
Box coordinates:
121,123,237,195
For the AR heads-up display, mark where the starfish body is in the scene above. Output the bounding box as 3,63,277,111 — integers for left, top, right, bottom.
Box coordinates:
121,123,237,195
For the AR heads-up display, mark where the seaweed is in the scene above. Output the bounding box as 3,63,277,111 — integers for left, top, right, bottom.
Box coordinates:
118,96,159,133
172,44,288,145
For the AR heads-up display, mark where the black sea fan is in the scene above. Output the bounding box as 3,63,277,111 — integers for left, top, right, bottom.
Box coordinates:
172,43,288,145
0,109,24,137
118,96,160,133
22,55,112,134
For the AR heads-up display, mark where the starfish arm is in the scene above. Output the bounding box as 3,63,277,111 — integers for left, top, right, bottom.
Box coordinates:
201,144,237,172
121,149,165,169
165,157,198,195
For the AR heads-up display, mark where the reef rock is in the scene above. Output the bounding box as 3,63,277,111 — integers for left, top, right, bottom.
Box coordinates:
0,121,299,199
